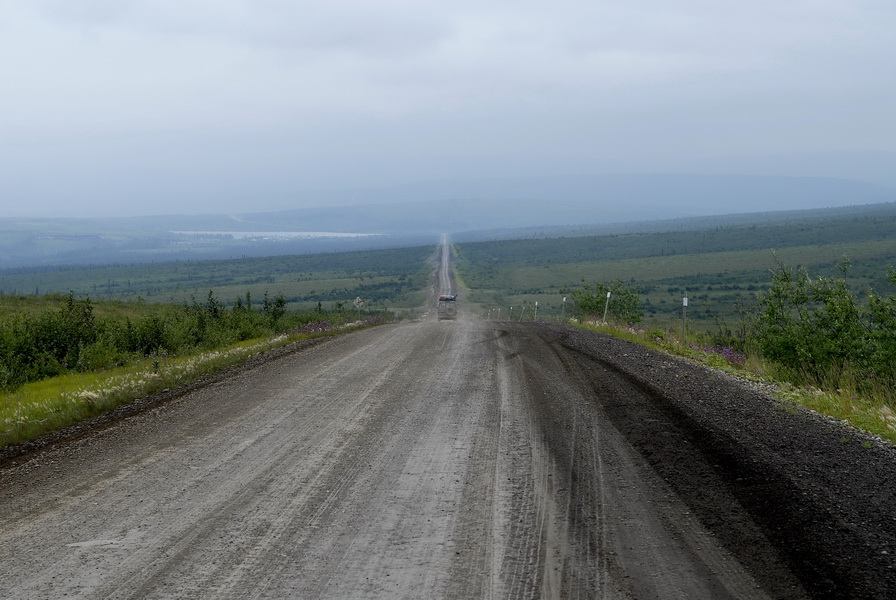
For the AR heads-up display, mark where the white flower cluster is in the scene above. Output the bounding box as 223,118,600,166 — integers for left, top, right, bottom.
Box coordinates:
2,403,47,429
879,406,896,432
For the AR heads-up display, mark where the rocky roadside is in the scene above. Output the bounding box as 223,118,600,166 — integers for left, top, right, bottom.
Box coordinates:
534,321,896,600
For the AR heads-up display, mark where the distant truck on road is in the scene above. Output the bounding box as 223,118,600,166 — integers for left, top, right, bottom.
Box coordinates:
437,295,458,321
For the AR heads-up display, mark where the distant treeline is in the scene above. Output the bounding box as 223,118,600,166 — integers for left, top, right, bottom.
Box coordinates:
456,205,896,267
455,204,896,325
451,202,896,244
0,245,435,310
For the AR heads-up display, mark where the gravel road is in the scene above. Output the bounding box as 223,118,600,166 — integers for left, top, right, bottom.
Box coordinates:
1,318,895,599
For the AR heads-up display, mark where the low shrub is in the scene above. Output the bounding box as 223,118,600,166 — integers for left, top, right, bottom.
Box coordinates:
568,280,644,324
0,291,380,393
0,309,389,447
751,258,895,391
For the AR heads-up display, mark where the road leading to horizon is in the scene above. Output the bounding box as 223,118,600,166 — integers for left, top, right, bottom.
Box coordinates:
4,241,890,599
1,320,793,599
438,234,454,296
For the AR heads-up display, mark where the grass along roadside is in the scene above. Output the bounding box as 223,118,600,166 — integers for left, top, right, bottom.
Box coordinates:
0,318,384,449
572,320,896,447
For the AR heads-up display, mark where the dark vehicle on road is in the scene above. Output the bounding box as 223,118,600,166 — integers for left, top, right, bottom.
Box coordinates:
437,295,457,320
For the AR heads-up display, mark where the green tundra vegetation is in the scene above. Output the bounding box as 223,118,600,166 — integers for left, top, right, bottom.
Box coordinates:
0,243,435,442
0,244,434,446
751,259,896,389
0,291,379,393
0,245,434,312
2,203,895,446
454,202,896,327
0,291,391,447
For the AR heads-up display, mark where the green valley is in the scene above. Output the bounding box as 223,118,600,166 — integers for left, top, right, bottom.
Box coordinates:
454,203,896,328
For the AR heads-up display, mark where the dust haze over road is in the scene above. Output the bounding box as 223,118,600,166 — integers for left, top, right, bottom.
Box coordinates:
1,242,895,599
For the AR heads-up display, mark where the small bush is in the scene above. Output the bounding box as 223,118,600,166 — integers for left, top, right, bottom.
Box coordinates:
750,257,896,391
569,280,643,324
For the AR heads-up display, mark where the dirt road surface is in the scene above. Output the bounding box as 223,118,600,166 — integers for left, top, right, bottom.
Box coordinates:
2,317,895,599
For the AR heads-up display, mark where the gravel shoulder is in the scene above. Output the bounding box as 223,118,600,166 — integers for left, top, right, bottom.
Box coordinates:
528,321,896,599
1,319,893,598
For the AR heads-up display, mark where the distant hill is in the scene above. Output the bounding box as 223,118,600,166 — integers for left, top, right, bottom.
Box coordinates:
1,173,893,269
251,172,894,211
220,173,896,233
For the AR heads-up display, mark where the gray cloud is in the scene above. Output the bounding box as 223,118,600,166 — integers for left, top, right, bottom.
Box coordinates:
1,1,894,217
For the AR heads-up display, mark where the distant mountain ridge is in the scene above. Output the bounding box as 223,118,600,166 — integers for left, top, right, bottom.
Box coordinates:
1,173,893,269
297,173,894,208
220,173,895,234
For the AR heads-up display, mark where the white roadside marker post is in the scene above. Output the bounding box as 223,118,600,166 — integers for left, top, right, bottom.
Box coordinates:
602,291,611,324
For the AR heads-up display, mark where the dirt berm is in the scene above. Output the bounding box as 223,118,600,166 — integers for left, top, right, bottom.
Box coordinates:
529,321,896,599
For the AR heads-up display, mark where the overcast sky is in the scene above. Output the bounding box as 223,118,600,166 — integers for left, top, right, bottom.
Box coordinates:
1,0,894,217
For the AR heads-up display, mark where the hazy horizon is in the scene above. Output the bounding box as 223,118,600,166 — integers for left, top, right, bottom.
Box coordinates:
2,2,894,219
3,173,893,224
